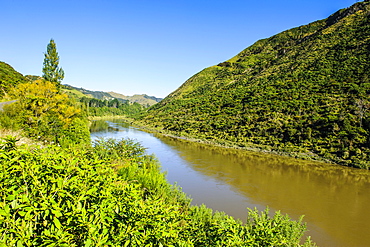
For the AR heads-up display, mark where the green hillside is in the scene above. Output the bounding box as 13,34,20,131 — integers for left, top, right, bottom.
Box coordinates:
142,1,370,169
62,85,95,100
64,85,121,101
0,62,29,97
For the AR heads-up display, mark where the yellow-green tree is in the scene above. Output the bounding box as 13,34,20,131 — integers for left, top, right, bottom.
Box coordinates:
2,80,89,146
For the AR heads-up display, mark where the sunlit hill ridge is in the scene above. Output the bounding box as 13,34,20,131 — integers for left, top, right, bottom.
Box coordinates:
141,1,370,169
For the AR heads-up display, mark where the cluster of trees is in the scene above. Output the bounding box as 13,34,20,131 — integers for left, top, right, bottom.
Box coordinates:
0,39,143,145
142,1,370,169
79,97,144,117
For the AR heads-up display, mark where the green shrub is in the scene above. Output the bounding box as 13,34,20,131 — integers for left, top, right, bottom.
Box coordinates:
0,138,315,246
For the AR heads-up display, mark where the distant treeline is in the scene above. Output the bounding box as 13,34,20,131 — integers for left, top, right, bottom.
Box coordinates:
80,96,144,117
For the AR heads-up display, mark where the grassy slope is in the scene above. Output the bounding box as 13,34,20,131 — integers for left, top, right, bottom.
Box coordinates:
142,1,370,169
62,86,95,102
0,62,29,97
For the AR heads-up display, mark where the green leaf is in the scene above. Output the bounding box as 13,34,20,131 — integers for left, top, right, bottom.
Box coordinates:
53,217,62,229
84,239,92,247
0,209,8,216
6,195,15,201
52,209,63,218
18,211,26,217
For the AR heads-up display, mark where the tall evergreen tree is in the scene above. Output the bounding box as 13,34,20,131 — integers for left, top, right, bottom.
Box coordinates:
42,39,64,86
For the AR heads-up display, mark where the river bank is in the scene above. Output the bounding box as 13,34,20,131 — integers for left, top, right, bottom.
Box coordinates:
106,117,336,166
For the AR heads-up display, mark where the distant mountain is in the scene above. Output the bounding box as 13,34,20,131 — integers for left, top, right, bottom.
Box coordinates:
142,1,370,168
108,91,162,105
65,85,162,106
64,85,118,101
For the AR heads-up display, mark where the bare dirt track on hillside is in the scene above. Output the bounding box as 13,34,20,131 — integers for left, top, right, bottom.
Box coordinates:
0,100,17,111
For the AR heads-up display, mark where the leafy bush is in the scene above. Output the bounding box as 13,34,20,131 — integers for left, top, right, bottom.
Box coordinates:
0,138,315,246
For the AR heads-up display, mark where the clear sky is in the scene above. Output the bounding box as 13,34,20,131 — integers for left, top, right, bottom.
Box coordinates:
1,0,357,98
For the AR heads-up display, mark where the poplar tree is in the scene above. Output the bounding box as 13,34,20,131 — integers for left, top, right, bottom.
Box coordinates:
42,39,64,86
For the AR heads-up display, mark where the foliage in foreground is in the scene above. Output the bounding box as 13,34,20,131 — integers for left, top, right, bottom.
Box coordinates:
0,138,315,246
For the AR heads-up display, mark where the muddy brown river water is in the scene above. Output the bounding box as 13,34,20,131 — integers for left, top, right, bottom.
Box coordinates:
91,120,370,247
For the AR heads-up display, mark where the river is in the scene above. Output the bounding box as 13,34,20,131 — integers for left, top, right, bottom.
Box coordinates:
90,119,370,247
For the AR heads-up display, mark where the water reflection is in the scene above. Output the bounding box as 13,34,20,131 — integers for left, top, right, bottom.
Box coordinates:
157,136,370,247
90,119,109,132
91,120,370,247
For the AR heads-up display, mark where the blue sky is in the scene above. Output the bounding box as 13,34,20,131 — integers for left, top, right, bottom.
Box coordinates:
1,0,357,98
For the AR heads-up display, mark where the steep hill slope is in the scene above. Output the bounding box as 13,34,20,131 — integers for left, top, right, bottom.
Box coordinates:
142,1,370,168
0,62,29,96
